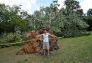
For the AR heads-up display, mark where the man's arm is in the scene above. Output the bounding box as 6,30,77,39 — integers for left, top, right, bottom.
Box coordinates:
48,33,55,37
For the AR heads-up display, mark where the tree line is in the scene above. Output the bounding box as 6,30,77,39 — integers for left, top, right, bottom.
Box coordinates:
0,0,92,38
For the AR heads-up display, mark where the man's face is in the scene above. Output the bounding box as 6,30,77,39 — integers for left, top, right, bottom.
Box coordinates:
44,30,47,33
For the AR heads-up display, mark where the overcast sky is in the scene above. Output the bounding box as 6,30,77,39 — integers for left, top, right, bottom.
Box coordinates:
0,0,92,14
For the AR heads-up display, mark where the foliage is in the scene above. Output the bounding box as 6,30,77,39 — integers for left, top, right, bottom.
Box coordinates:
55,10,89,37
29,0,60,31
87,9,92,16
26,0,89,37
0,31,23,44
83,16,92,31
0,0,90,38
83,9,92,31
53,0,89,37
0,4,29,33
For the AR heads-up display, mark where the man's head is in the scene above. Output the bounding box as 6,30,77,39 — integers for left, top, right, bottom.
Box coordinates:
43,29,48,33
44,30,48,33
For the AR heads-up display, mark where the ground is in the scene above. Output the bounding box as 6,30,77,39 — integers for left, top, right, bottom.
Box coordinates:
0,34,92,63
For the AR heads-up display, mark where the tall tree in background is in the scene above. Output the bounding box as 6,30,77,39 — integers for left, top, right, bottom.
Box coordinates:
0,4,29,33
30,0,59,31
84,9,92,31
87,9,92,16
0,0,87,37
54,0,89,37
28,0,88,37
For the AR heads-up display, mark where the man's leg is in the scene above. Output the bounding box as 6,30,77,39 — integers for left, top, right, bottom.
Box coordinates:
43,42,46,55
43,49,45,55
47,42,50,56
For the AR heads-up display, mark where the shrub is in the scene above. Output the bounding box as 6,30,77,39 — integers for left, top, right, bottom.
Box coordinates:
0,31,23,44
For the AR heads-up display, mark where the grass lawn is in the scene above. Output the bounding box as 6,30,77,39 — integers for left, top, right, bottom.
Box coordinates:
0,34,92,63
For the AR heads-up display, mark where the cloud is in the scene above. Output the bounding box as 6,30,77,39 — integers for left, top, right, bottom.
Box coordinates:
0,0,92,14
58,0,65,9
0,0,37,14
80,0,92,13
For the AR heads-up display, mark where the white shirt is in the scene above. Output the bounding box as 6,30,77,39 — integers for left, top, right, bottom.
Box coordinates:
42,33,49,42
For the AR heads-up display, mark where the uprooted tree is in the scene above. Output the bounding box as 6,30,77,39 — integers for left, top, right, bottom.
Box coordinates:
16,29,59,55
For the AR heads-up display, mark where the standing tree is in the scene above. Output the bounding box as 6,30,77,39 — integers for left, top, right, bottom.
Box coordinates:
54,0,89,37
0,4,29,33
32,0,59,31
84,9,92,31
87,9,92,16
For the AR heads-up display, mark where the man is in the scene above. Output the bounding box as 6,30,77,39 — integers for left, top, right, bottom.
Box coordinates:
42,29,50,56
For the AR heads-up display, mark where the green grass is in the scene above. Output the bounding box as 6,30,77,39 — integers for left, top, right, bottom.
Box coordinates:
0,34,92,63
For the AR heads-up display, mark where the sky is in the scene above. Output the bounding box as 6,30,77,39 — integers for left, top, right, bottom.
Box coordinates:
0,0,92,14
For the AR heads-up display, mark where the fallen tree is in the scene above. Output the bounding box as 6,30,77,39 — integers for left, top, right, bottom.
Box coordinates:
16,29,59,55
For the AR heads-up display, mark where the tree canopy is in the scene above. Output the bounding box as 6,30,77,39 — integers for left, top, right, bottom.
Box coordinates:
0,4,29,33
0,0,91,37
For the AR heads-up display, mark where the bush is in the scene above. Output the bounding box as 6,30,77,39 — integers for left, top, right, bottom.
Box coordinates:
0,31,23,44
